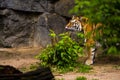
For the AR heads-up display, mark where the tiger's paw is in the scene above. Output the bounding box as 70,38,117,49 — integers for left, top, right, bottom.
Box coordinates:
85,59,94,65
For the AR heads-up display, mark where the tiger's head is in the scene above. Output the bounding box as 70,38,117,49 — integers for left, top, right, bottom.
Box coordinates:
65,16,88,31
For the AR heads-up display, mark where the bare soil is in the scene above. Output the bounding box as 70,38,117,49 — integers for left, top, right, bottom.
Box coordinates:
0,48,120,80
0,47,41,69
55,64,120,80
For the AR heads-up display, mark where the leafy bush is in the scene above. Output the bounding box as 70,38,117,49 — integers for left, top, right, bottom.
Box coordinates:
36,30,93,73
75,76,87,80
36,31,83,69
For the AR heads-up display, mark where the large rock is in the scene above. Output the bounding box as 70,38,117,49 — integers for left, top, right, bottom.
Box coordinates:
33,13,67,47
0,0,73,48
0,10,37,48
0,9,67,48
47,13,67,34
55,0,75,17
0,0,54,12
33,13,51,47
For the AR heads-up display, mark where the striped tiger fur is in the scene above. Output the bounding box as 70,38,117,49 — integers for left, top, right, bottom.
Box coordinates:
65,16,102,65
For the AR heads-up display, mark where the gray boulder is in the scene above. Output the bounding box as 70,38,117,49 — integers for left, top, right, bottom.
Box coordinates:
55,0,75,17
0,0,54,12
0,0,72,48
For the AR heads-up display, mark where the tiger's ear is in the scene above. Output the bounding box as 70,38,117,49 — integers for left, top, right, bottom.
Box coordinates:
80,17,88,22
76,16,80,20
72,15,76,19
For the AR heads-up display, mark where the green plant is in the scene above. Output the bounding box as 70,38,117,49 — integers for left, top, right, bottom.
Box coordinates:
51,63,92,73
36,31,84,70
29,64,38,70
75,76,87,80
77,64,93,73
114,65,120,70
19,67,27,72
56,78,65,80
92,79,99,80
36,30,93,73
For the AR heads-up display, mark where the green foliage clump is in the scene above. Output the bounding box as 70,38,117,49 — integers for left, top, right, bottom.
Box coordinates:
56,78,65,80
77,64,92,73
36,31,83,69
70,0,120,55
36,30,92,73
75,76,87,80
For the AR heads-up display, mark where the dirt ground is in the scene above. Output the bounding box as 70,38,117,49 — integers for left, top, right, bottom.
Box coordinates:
0,48,120,80
0,48,41,69
55,64,120,80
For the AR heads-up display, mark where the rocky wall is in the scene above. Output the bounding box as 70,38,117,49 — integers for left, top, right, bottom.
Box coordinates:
0,0,75,48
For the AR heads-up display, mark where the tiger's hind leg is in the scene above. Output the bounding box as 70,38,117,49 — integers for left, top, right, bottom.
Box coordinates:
85,47,96,65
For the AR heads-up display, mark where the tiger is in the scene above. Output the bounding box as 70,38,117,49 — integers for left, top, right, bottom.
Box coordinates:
65,16,102,65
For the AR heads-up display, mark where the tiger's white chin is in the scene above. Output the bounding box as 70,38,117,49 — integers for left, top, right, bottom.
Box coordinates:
65,26,68,29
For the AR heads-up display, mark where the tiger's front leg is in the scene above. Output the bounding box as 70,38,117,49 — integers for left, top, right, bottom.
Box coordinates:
85,47,96,65
84,39,96,65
